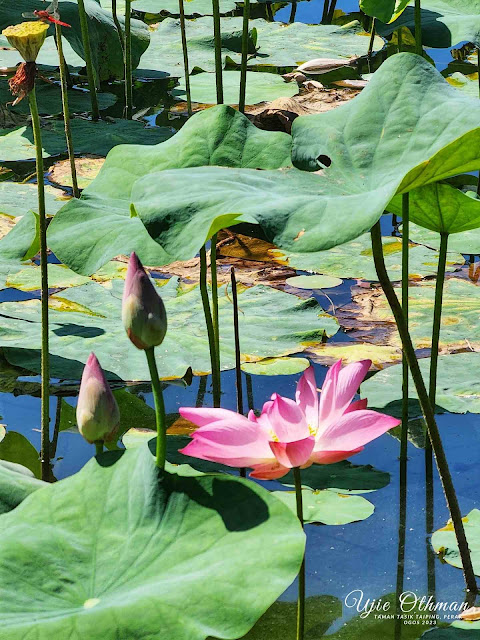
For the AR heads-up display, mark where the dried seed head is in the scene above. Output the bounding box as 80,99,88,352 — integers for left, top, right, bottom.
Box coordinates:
2,21,49,62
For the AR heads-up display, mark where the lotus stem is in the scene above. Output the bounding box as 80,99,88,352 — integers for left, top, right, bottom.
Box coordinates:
50,396,62,461
77,0,100,120
211,234,221,387
401,194,409,465
397,26,403,53
112,0,125,53
179,0,192,116
265,2,274,21
246,372,254,411
54,24,79,198
414,0,422,56
370,220,477,595
199,246,221,407
95,441,104,456
426,450,437,610
326,0,337,23
230,267,246,477
28,86,51,483
293,467,305,640
145,347,167,469
212,0,224,104
321,0,329,23
124,0,133,119
394,447,407,640
367,17,375,73
289,0,297,24
239,0,251,112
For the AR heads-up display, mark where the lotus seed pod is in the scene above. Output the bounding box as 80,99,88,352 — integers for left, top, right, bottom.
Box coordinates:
2,22,49,62
122,252,168,350
77,353,120,444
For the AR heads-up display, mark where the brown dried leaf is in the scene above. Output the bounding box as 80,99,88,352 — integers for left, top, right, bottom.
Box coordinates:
49,155,105,190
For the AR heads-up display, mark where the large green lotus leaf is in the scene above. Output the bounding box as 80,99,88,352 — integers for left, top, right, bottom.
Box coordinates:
137,18,382,79
419,630,480,639
0,277,337,381
5,264,90,291
176,71,297,105
360,0,410,23
0,0,151,81
0,431,41,478
242,595,342,640
273,488,374,525
134,0,237,15
432,509,480,576
387,182,480,234
409,221,480,255
277,233,464,282
0,212,40,288
0,80,116,116
240,356,310,376
447,71,480,97
0,119,173,163
48,105,292,275
377,1,480,48
135,54,480,260
345,278,480,353
0,443,305,639
0,182,68,218
0,461,45,515
362,353,480,418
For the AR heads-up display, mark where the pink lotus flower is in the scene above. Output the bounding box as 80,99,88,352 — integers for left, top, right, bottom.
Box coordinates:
122,252,167,350
179,360,400,479
77,353,120,444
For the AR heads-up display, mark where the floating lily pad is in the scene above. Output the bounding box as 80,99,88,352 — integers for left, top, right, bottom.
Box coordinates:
136,54,480,263
0,431,41,478
176,71,297,105
343,278,480,354
6,264,90,291
49,156,105,190
0,277,337,381
432,509,480,576
0,182,68,218
286,275,343,289
273,488,375,525
134,0,237,15
447,71,480,97
0,443,305,639
409,222,480,256
0,460,45,515
0,0,151,81
419,629,480,639
0,119,174,163
241,356,310,376
377,0,480,48
360,0,409,23
362,352,480,418
306,342,402,370
388,182,480,235
0,80,116,116
48,105,292,275
137,17,383,79
281,460,390,494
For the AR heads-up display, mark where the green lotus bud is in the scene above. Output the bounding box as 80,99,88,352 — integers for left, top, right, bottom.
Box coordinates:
122,252,167,350
77,353,120,444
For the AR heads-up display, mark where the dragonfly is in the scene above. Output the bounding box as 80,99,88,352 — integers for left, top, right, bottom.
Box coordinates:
22,1,71,27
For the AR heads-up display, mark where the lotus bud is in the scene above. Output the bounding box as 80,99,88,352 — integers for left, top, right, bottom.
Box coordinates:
2,22,49,63
122,252,167,350
77,353,120,444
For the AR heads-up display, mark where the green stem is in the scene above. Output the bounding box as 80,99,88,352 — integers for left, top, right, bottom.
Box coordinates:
29,86,50,483
50,396,62,461
293,467,305,640
238,0,251,112
326,0,337,23
77,0,100,120
212,0,224,104
367,17,376,73
429,232,448,411
112,0,125,53
210,234,221,392
200,246,221,407
397,26,403,53
370,220,477,595
401,194,409,466
231,267,246,478
179,0,192,116
55,24,80,198
321,0,329,23
95,441,104,456
288,0,297,23
145,347,167,469
414,0,422,56
246,372,254,411
124,0,133,119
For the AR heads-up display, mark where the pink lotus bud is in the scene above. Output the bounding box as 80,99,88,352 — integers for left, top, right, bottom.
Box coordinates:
122,252,167,350
77,353,120,444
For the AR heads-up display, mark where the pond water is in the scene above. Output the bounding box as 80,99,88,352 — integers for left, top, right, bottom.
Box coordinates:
0,0,477,637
